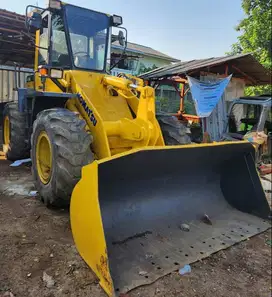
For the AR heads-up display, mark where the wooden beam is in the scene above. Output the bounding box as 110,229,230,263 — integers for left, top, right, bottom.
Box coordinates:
0,38,32,48
0,9,25,21
187,69,199,76
199,71,247,83
232,64,257,84
0,14,25,24
0,26,23,34
225,64,229,76
0,48,33,54
171,75,188,83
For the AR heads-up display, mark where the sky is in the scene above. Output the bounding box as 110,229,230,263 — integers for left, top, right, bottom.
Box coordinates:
5,0,245,61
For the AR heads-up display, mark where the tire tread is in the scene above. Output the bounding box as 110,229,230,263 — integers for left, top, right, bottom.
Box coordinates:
31,108,93,207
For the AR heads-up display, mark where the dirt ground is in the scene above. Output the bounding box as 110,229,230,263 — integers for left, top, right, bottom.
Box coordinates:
0,159,271,297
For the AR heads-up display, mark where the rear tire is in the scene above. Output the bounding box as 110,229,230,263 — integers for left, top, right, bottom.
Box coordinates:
157,115,191,145
2,102,29,161
31,108,93,207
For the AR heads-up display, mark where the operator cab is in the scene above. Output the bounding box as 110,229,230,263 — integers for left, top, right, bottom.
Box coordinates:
225,95,272,140
26,0,125,76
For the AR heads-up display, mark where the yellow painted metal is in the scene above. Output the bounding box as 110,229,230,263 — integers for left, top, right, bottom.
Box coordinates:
70,162,114,296
122,73,144,87
34,30,39,71
34,27,64,93
25,80,34,89
36,131,52,184
62,70,164,159
3,116,10,145
98,140,251,164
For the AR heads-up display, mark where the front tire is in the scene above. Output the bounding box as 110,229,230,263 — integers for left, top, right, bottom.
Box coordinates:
2,102,29,161
157,115,191,145
31,108,93,207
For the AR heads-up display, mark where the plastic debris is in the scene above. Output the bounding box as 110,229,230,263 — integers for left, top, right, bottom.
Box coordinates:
219,251,227,259
10,158,31,167
145,253,153,259
261,178,272,193
3,292,15,297
155,288,161,294
180,223,190,232
265,239,272,247
27,272,32,277
202,214,212,225
29,190,38,197
179,264,191,276
259,164,272,176
42,271,55,288
138,270,148,276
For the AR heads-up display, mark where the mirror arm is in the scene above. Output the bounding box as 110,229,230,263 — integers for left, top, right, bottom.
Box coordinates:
21,30,35,43
110,27,128,71
20,31,49,51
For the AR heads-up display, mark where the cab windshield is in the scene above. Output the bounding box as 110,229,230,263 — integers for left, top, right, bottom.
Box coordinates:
64,5,110,71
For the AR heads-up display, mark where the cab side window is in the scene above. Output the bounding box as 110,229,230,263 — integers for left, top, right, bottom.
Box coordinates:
38,16,49,65
51,14,70,67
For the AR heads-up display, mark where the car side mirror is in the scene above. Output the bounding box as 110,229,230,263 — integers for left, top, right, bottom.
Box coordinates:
118,30,125,47
26,12,42,33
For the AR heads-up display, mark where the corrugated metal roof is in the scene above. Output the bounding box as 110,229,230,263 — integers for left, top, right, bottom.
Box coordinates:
0,9,34,67
140,54,271,86
112,41,180,62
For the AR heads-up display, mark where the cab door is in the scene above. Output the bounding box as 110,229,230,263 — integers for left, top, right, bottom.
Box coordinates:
35,11,70,93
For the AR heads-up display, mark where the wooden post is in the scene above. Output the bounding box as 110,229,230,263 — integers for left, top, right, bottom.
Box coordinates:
225,64,229,76
180,82,185,112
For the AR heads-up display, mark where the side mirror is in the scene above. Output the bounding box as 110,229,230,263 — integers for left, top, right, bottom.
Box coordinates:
118,30,125,47
26,11,42,33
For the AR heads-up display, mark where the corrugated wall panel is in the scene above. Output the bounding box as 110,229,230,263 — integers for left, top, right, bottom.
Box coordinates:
0,65,33,103
0,69,3,100
200,74,245,141
9,71,14,102
2,70,9,102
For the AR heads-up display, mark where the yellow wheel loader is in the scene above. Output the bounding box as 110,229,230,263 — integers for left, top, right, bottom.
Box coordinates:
2,1,270,296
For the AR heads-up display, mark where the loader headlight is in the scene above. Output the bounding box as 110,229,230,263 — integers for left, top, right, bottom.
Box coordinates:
38,66,63,79
50,68,63,79
111,15,123,26
47,0,61,9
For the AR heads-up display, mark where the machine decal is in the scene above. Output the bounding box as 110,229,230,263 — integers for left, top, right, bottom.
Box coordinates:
78,94,97,126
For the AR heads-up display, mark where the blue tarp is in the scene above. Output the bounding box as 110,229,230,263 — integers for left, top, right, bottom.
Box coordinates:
187,75,232,118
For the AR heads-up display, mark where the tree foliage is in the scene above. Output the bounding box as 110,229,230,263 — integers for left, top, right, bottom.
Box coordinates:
229,0,272,95
137,63,158,75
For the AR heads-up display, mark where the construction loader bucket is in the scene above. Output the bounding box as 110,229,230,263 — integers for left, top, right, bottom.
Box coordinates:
70,141,271,296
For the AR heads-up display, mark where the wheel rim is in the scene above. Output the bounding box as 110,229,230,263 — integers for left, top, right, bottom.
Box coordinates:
3,116,10,145
36,131,52,184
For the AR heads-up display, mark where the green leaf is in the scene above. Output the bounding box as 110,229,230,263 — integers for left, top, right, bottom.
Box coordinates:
228,0,272,95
